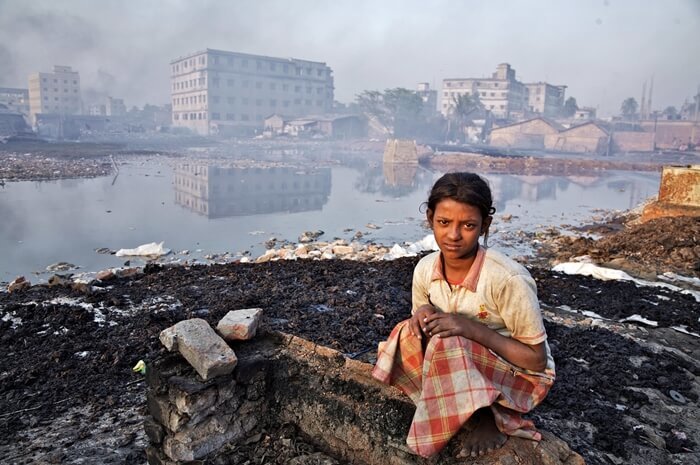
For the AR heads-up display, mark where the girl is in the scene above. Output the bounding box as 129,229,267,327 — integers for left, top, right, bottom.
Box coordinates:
372,172,555,458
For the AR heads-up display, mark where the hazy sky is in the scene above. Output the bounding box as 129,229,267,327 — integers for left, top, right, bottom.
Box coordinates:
1,0,698,116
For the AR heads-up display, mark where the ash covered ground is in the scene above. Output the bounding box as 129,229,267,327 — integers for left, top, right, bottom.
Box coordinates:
1,143,699,465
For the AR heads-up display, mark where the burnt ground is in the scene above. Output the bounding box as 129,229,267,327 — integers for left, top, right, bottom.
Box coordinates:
1,145,699,464
1,216,699,465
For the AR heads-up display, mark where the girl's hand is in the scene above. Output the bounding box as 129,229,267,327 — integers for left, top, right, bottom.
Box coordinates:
409,304,437,339
422,312,475,339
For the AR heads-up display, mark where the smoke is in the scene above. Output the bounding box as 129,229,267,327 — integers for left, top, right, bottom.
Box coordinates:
0,0,698,116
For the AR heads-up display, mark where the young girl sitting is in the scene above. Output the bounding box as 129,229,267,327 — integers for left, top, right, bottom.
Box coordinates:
372,172,555,458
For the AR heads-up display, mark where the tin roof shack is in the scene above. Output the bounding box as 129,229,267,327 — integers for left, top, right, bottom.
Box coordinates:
544,121,609,154
315,114,366,139
263,114,289,136
0,106,33,139
642,165,700,221
489,117,562,149
35,114,110,140
270,114,366,139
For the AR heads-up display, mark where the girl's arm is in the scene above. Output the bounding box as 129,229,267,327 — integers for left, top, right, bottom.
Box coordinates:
421,313,547,372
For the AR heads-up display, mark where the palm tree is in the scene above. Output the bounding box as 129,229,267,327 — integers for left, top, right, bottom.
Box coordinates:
449,93,483,142
620,97,639,120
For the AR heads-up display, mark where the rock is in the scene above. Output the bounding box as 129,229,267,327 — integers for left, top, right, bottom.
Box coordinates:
365,223,381,230
96,269,116,281
332,245,354,255
217,308,263,341
46,262,78,272
159,319,238,381
8,276,30,293
48,274,72,287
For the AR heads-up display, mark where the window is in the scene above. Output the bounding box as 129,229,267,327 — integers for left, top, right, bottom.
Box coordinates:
257,61,262,70
242,59,248,67
446,82,452,87
227,97,235,104
212,96,220,104
256,115,263,121
490,92,495,97
227,79,234,87
283,100,290,107
256,82,262,89
42,78,47,82
283,64,289,73
294,85,301,92
212,78,220,87
317,69,323,77
242,97,249,104
316,100,322,106
255,99,262,106
213,57,219,65
306,86,312,94
228,57,234,66
282,84,289,91
270,83,276,90
212,112,220,119
243,80,249,88
270,99,276,107
494,83,499,88
241,114,249,121
226,113,235,120
305,99,311,105
294,98,301,104
183,113,188,120
270,63,276,71
316,87,322,94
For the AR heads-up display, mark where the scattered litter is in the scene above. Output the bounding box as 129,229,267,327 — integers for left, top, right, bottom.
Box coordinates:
553,262,700,302
310,304,333,313
115,241,171,258
671,326,700,338
75,351,89,358
668,390,686,404
132,360,147,375
620,314,658,327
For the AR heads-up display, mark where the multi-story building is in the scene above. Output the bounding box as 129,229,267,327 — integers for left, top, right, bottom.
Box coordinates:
0,87,30,116
525,82,566,117
28,65,81,123
170,49,334,135
441,64,528,119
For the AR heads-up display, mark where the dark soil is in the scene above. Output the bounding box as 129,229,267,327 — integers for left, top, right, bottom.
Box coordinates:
1,233,699,464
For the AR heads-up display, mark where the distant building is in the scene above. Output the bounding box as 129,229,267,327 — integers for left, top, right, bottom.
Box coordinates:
28,65,82,124
106,97,127,116
263,113,365,139
489,117,563,149
416,82,438,116
442,63,528,119
0,87,30,116
525,82,566,117
170,49,334,136
574,107,597,121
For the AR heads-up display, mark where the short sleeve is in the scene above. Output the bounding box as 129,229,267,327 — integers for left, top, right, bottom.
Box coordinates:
411,257,432,315
496,273,547,345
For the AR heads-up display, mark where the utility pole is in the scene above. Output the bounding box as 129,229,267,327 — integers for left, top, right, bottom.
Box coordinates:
647,76,654,120
640,81,647,121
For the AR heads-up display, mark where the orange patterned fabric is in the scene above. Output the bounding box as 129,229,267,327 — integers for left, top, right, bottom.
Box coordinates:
372,320,554,458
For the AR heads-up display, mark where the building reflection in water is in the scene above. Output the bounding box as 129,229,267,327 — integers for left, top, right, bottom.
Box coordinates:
383,162,418,188
173,163,331,218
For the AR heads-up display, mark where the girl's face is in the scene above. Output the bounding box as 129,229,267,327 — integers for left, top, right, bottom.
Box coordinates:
427,198,491,261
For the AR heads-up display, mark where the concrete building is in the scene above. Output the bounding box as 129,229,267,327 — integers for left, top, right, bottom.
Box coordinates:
489,117,563,149
416,82,438,116
574,107,597,121
28,65,81,123
0,87,30,116
170,49,334,136
525,82,566,117
544,121,609,154
441,63,528,119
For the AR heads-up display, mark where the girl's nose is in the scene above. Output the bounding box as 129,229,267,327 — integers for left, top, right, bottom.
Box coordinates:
448,225,461,240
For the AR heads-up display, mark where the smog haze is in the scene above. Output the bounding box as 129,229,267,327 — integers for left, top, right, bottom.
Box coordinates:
0,0,698,116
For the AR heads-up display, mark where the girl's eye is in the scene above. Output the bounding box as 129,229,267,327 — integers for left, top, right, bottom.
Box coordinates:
438,219,449,225
463,224,476,229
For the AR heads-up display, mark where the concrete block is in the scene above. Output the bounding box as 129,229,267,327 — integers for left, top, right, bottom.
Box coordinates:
217,308,263,341
160,318,238,381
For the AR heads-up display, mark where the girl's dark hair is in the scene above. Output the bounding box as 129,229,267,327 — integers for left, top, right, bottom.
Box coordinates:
424,172,496,218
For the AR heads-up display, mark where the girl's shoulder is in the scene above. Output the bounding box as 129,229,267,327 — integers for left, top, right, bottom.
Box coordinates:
483,248,532,278
414,251,440,274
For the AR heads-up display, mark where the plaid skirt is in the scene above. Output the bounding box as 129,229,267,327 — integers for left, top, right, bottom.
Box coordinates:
372,319,555,458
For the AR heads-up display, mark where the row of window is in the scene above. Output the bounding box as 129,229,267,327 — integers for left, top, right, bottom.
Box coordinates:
173,56,329,79
443,90,509,99
174,112,257,122
442,103,507,110
41,87,79,93
445,81,501,88
173,96,325,108
43,96,79,102
42,78,78,85
173,78,326,95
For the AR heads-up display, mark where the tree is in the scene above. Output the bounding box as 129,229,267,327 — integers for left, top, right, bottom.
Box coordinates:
562,97,578,118
355,88,424,137
663,106,678,120
620,97,639,120
449,93,483,142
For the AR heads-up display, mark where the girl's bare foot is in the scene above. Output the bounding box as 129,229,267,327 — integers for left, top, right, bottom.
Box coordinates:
457,408,507,458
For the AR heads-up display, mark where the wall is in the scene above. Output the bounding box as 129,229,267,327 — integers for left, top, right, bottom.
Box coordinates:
640,120,700,149
612,131,655,152
143,332,585,465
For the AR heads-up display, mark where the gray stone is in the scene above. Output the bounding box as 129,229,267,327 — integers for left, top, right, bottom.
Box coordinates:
217,308,263,341
159,318,238,381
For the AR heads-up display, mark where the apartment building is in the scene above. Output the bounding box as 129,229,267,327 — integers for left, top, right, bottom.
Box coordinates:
442,64,528,119
442,64,566,120
170,49,334,135
525,82,566,117
28,65,81,123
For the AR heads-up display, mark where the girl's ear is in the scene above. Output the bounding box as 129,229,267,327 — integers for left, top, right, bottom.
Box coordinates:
481,215,493,235
426,208,434,226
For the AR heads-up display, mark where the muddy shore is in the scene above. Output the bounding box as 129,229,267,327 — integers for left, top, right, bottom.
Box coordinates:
1,142,699,465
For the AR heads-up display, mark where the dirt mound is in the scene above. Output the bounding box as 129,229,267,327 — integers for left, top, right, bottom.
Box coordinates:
541,216,700,278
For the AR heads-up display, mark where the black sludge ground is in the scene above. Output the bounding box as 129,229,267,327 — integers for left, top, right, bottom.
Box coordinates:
1,256,698,465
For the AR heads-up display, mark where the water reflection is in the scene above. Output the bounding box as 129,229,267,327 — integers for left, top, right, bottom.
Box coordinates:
174,163,331,218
